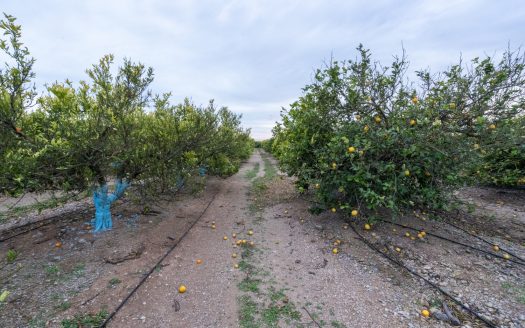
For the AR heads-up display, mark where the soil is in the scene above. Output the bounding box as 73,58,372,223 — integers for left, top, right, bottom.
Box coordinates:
0,150,523,328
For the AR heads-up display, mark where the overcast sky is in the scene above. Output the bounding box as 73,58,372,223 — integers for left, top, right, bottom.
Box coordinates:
2,0,524,139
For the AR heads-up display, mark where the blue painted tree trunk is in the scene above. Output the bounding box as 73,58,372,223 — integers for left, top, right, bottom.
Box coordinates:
93,179,129,232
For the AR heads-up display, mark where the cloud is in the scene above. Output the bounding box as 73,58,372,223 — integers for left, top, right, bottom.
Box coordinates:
3,0,525,139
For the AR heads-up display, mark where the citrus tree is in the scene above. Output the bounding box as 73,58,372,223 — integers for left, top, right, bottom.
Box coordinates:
0,13,38,194
0,14,254,232
272,45,525,219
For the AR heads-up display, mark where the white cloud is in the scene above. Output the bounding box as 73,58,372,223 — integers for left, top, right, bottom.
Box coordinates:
2,0,524,139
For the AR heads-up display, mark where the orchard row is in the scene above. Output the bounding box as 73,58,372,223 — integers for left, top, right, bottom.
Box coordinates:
263,45,524,218
1,14,253,201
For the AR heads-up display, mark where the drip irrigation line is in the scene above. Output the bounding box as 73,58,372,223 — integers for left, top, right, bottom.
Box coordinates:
348,223,497,328
0,199,131,243
440,218,525,263
382,219,525,267
100,191,219,327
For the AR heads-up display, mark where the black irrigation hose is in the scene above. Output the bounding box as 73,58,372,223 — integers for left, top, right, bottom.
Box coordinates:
382,220,525,267
348,223,497,328
0,199,131,243
440,218,525,263
99,191,219,327
0,206,92,243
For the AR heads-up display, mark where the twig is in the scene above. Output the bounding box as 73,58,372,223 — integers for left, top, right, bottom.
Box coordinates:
302,306,322,328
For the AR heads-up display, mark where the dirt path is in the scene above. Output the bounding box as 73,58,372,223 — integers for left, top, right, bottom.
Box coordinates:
2,150,523,327
108,151,264,327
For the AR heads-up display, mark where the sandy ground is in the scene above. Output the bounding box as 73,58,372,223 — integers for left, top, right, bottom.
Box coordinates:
1,150,523,327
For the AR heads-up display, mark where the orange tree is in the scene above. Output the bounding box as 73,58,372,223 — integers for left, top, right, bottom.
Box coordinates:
0,14,254,231
272,45,525,218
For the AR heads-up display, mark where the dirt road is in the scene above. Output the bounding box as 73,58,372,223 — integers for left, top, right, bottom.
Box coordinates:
1,150,523,327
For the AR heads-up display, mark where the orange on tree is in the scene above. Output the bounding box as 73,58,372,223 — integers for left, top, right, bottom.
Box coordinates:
348,146,356,153
409,119,416,126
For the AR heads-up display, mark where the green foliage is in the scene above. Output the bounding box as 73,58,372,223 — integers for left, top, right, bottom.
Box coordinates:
470,117,525,186
60,310,108,328
0,14,254,201
108,277,121,287
6,249,17,263
272,45,525,216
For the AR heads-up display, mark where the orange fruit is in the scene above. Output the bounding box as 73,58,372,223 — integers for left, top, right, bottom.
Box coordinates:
348,146,356,154
405,232,411,237
420,231,426,237
449,103,456,110
493,245,499,252
489,124,496,130
409,119,416,126
196,259,203,264
331,162,337,170
364,224,371,230
331,208,337,213
315,183,320,189
223,236,228,240
374,116,382,123
178,285,187,293
232,233,237,238
411,97,418,104
351,209,358,217
421,309,430,318
404,170,410,177
234,264,239,269
503,253,510,260
363,125,369,133
395,247,401,252
247,230,254,236
332,248,339,254
55,241,62,248
232,253,237,258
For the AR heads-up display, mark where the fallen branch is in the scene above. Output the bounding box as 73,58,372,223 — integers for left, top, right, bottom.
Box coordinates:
302,306,321,328
104,243,145,264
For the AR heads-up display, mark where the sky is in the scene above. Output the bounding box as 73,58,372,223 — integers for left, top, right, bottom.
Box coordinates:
2,0,524,140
